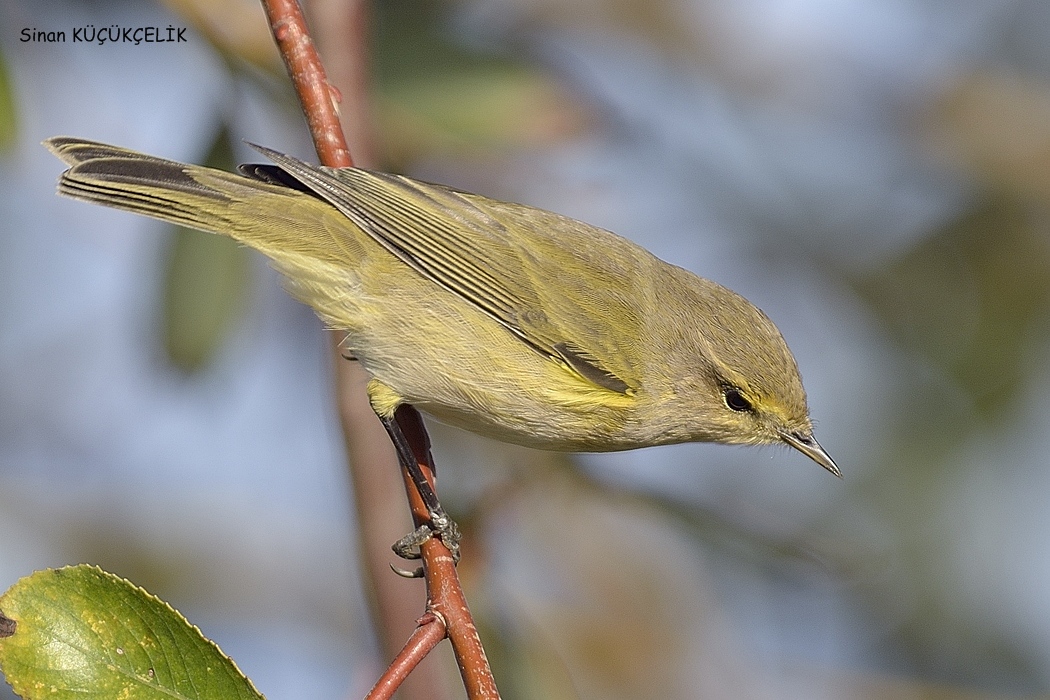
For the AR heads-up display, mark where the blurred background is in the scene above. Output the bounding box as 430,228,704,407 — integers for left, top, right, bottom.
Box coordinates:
2,0,1050,697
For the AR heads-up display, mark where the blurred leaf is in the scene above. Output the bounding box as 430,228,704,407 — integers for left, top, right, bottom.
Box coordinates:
480,469,762,699
0,565,263,700
162,127,251,372
929,71,1050,202
0,45,18,152
475,610,580,700
377,68,584,158
853,198,1050,417
373,2,505,94
161,0,279,71
848,198,1050,689
372,0,587,165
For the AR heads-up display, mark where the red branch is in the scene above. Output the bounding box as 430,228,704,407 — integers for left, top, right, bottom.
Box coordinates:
258,1,499,697
364,613,446,700
261,0,353,167
395,407,500,699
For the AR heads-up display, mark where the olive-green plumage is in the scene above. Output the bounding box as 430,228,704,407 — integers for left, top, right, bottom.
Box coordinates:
45,136,838,475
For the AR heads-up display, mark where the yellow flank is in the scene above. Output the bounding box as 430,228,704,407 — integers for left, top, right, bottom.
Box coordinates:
45,136,839,473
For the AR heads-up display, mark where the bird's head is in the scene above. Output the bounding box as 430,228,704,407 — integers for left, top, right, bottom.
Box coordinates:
676,277,840,476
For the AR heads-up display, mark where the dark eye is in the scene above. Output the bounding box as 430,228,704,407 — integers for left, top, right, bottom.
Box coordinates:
723,388,752,412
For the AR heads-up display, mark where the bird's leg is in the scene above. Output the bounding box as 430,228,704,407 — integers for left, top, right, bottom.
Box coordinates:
379,411,461,566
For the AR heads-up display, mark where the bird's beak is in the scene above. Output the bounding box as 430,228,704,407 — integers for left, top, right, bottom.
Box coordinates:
780,431,841,478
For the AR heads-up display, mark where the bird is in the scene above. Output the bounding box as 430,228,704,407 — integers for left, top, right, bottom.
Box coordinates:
45,136,839,478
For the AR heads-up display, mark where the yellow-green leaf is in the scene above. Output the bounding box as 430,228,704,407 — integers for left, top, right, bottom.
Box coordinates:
163,226,249,371
0,565,264,700
162,127,250,371
0,45,17,152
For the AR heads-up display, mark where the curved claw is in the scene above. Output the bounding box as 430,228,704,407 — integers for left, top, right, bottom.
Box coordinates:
390,563,425,579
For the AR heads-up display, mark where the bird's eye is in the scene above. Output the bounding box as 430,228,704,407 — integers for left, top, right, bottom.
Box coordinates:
723,388,752,412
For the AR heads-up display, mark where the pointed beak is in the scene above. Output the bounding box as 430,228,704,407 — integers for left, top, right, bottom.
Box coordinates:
780,431,841,478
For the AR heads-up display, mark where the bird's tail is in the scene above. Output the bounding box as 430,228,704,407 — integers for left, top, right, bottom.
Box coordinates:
44,137,358,269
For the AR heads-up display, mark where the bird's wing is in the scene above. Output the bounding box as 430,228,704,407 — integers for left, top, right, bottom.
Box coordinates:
252,145,649,394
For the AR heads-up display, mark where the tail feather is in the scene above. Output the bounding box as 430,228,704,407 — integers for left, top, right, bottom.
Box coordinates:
46,137,168,167
44,137,363,270
47,137,279,234
56,163,234,231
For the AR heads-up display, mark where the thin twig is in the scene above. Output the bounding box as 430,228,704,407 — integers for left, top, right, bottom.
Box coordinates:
261,0,352,167
364,613,447,700
395,407,500,699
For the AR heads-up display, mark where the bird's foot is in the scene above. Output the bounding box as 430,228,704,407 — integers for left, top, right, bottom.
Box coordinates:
390,509,461,578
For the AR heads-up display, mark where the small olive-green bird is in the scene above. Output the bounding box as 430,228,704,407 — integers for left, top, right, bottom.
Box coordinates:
46,137,838,476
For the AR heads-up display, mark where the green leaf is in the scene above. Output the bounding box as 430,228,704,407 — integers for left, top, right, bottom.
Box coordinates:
0,45,18,152
163,226,250,371
372,0,585,165
0,565,264,700
162,127,250,372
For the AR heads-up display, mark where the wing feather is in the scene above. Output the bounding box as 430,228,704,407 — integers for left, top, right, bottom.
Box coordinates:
252,145,648,394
